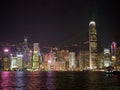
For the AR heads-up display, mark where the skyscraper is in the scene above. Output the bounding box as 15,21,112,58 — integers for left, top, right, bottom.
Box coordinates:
32,43,40,70
69,52,76,69
89,21,98,69
111,41,117,68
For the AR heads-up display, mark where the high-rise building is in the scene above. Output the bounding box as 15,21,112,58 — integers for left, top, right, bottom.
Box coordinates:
32,43,40,70
79,50,89,70
89,21,98,69
10,53,23,70
111,42,116,58
69,52,76,69
3,48,10,71
103,48,111,67
10,56,17,70
111,41,117,68
116,47,120,70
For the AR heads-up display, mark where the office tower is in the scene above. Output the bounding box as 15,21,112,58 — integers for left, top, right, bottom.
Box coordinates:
111,41,117,68
69,52,76,69
10,53,23,70
103,48,111,67
3,48,10,70
111,42,116,58
89,21,98,69
116,47,120,70
79,50,89,70
32,43,40,70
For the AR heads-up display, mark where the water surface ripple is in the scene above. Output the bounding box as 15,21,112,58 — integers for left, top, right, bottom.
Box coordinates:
0,71,120,90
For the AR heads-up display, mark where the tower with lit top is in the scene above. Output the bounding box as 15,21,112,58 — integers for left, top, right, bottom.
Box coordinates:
111,41,117,68
89,21,98,69
111,41,116,57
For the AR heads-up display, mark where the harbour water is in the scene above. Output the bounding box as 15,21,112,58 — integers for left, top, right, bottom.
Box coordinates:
0,71,120,90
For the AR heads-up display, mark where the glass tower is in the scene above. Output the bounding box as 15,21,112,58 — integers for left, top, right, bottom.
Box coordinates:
89,21,98,69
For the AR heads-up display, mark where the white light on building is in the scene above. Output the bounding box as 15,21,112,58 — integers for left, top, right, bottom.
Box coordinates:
69,52,76,68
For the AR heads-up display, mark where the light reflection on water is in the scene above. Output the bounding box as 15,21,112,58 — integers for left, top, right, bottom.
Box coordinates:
0,71,120,90
15,71,25,90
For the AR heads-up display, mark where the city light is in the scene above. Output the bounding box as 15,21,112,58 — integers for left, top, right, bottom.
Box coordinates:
29,50,32,53
4,48,9,53
17,54,23,57
89,21,96,27
0,21,120,72
48,60,51,63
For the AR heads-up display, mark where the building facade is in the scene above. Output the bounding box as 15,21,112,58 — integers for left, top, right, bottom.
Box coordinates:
89,21,98,69
32,43,40,70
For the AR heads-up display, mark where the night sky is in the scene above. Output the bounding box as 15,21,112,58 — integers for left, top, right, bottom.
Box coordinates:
0,0,120,52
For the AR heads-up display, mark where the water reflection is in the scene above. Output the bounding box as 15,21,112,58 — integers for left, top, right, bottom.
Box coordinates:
0,71,120,90
0,71,14,90
26,71,56,90
15,71,26,90
26,71,40,90
46,71,56,90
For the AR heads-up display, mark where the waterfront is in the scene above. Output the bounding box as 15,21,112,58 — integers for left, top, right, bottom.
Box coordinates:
0,71,120,90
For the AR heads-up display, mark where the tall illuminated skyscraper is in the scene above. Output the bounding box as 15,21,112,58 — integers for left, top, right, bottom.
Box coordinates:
23,35,30,69
69,52,76,69
111,41,117,68
111,41,116,57
32,43,40,70
89,21,98,69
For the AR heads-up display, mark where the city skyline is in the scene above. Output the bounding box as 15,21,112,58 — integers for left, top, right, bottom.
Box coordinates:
0,0,120,51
